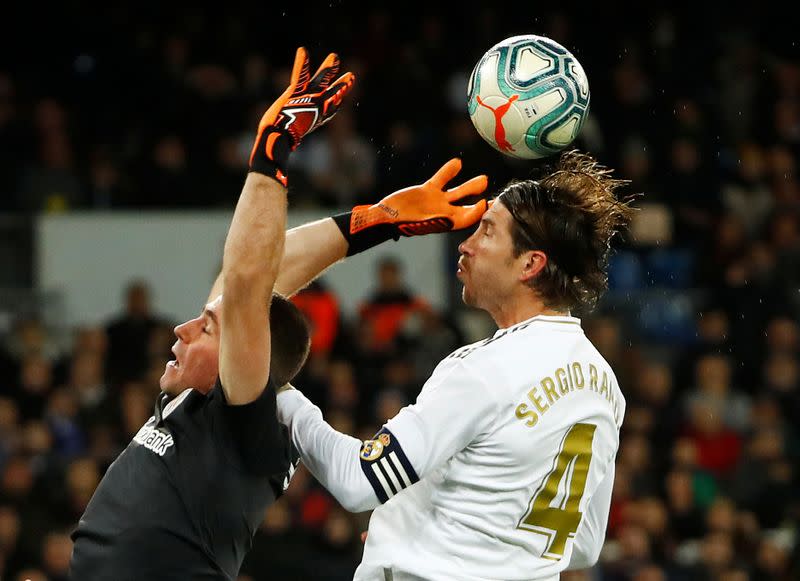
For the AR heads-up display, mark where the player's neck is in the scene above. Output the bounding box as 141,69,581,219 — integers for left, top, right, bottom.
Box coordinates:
490,297,566,329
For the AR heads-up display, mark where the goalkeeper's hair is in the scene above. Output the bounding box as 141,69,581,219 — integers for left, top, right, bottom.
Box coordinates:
268,294,311,387
498,150,634,313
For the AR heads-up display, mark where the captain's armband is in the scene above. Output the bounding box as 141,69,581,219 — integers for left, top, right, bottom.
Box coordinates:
358,427,419,503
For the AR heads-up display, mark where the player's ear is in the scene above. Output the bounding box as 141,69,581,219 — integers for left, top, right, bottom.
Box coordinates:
520,250,547,282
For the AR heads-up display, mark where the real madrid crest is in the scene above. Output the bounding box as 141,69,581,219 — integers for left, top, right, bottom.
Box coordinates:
360,432,391,462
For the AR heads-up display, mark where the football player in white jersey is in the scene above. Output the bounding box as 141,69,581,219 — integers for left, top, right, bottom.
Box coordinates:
277,151,633,580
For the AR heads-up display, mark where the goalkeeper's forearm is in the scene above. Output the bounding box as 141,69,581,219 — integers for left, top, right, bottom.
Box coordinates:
208,203,408,302
275,218,348,296
208,217,348,302
274,205,413,295
206,154,489,303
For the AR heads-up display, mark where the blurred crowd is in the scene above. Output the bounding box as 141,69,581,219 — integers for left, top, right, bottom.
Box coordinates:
1,3,800,581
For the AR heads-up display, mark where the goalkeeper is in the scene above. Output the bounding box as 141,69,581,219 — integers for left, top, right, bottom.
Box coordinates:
69,45,488,581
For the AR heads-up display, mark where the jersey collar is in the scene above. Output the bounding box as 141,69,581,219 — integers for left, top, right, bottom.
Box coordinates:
493,313,582,337
154,389,193,425
154,392,170,425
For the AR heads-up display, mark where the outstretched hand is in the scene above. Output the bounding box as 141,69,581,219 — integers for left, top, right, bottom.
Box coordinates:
350,158,489,237
249,47,356,186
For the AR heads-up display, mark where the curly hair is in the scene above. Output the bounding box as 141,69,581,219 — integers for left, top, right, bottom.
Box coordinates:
498,150,634,312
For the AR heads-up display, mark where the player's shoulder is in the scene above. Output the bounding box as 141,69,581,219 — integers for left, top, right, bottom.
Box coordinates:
444,335,497,363
445,314,584,363
417,352,502,422
431,316,575,391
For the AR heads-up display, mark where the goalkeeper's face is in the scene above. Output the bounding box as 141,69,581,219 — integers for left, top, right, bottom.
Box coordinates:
456,202,523,311
160,297,221,395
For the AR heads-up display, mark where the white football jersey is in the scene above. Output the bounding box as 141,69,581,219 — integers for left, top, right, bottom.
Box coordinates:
277,314,625,581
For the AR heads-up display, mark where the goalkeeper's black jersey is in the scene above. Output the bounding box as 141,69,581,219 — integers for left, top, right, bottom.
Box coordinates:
70,379,298,581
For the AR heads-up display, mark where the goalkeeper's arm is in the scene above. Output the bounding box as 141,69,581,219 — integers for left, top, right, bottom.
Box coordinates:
208,158,489,301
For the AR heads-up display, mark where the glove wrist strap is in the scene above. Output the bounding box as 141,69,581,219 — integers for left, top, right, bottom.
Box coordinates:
332,211,399,257
249,130,293,186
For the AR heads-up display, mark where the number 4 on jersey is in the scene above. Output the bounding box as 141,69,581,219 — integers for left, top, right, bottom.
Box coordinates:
518,423,596,559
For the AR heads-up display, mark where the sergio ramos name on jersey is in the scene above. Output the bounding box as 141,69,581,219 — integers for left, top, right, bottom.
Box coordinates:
514,361,621,428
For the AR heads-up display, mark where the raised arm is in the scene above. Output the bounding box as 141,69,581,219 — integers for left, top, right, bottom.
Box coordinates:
207,218,346,303
208,158,491,303
274,218,348,296
275,158,490,296
218,47,354,404
218,172,286,404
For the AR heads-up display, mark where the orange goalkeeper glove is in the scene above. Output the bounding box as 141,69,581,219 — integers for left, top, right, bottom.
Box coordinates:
333,158,489,256
249,47,355,186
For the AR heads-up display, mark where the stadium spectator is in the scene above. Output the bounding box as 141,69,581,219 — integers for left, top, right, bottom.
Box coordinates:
357,258,430,354
104,280,170,386
291,280,341,356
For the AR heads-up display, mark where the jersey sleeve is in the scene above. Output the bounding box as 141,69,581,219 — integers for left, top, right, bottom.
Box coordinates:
566,461,614,570
277,359,499,512
210,379,293,477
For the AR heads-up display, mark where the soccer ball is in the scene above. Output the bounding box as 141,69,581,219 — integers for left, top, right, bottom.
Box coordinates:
467,35,590,159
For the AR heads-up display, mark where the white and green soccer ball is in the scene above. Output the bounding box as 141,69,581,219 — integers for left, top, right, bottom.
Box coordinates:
467,34,590,159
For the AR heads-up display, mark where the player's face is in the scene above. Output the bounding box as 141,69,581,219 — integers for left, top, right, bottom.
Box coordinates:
160,296,221,395
457,202,525,310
